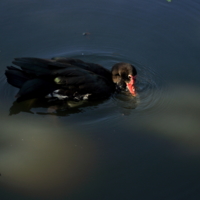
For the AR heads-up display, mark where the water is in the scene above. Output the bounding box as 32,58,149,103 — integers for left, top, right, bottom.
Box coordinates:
1,0,200,199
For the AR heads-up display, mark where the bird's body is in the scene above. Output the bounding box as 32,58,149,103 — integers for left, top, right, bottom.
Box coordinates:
5,57,137,102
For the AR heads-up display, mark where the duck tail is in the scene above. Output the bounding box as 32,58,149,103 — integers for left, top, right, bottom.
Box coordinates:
5,66,30,88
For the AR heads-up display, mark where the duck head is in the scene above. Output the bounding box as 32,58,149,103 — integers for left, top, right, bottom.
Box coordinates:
111,63,137,96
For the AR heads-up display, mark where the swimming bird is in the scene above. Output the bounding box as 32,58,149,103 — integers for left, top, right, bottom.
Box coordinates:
5,57,137,102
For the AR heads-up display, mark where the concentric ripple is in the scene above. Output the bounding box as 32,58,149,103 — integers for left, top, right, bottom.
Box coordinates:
67,50,166,113
1,50,166,116
112,64,165,115
133,62,165,112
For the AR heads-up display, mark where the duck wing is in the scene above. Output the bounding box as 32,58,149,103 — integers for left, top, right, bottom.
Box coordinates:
53,69,113,100
52,57,112,80
7,57,114,101
12,57,73,77
15,78,58,102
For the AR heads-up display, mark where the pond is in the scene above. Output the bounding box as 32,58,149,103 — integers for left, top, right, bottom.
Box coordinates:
1,0,200,199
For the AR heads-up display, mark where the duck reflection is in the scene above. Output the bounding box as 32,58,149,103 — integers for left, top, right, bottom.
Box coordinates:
9,98,106,116
9,92,138,116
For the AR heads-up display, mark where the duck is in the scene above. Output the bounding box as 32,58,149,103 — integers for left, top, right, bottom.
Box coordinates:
5,57,137,102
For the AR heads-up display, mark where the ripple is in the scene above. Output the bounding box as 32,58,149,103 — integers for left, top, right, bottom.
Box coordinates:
65,50,166,114
75,51,169,118
134,63,165,112
2,50,167,117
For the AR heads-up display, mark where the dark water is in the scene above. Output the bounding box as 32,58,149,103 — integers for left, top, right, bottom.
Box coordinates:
1,0,200,199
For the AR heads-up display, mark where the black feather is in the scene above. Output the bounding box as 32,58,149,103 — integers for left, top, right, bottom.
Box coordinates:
16,78,57,102
5,66,30,88
5,57,137,102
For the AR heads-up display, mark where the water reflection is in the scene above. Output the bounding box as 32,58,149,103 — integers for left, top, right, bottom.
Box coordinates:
8,93,139,117
0,116,97,198
131,84,200,155
9,98,106,116
1,0,200,199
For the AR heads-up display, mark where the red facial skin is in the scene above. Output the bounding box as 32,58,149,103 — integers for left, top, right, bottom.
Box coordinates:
126,75,136,96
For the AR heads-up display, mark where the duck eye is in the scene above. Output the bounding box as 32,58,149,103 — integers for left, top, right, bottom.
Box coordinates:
128,75,132,79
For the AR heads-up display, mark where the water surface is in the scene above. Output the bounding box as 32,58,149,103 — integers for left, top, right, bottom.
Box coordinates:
1,0,200,199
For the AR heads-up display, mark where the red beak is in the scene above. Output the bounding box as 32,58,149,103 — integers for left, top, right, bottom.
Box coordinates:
126,75,136,96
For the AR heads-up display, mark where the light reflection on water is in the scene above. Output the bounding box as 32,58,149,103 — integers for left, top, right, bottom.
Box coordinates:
1,0,200,199
0,115,98,198
1,83,200,199
4,53,199,155
124,84,200,156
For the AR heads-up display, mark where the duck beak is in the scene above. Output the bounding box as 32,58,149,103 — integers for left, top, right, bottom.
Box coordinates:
126,75,136,96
